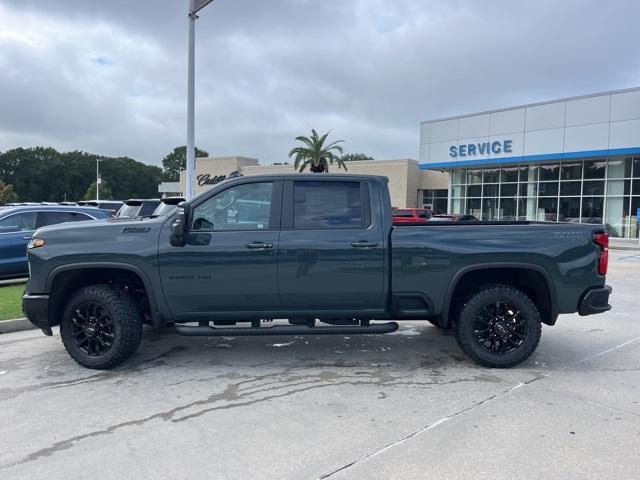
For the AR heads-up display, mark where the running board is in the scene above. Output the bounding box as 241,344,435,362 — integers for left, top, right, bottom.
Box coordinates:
174,322,399,336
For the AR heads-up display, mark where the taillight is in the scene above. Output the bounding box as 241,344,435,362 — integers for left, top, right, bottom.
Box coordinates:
594,232,609,275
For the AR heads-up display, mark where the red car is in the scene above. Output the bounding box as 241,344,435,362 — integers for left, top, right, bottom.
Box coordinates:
392,208,433,223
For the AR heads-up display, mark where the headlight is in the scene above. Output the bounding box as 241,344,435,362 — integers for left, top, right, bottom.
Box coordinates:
27,238,45,249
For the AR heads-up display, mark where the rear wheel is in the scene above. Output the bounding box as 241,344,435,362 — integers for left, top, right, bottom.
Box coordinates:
453,284,541,368
60,284,143,369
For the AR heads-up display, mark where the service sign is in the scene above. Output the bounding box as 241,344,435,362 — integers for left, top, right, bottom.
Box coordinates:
449,139,513,158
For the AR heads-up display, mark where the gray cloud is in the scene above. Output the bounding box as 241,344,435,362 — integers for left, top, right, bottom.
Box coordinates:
1,0,639,166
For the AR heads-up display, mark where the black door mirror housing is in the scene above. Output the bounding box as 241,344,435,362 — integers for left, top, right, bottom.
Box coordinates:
170,201,190,247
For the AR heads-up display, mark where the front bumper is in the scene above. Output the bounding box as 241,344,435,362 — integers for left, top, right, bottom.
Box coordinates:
578,285,612,316
22,294,53,335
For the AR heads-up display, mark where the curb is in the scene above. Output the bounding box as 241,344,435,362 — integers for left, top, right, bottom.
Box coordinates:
0,318,37,334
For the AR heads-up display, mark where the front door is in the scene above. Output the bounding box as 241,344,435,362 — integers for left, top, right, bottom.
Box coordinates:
159,180,281,319
277,179,385,315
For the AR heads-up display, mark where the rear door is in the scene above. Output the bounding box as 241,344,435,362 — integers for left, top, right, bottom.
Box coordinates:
0,211,37,277
277,179,385,314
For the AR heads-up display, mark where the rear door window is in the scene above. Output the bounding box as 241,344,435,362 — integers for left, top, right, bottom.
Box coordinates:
293,181,365,229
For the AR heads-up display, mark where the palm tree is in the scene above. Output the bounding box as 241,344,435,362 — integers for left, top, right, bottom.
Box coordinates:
289,129,346,173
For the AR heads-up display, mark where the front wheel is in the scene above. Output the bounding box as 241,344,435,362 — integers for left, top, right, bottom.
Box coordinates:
60,284,143,369
453,284,541,368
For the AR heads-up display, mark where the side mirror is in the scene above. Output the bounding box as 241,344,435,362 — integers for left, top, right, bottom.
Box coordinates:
170,201,190,247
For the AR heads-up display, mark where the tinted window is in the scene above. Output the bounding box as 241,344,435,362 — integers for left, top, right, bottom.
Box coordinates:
43,211,92,226
0,212,37,233
139,201,161,217
293,181,363,229
192,182,273,231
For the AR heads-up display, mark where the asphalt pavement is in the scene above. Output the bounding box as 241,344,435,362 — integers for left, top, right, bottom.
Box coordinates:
0,251,639,479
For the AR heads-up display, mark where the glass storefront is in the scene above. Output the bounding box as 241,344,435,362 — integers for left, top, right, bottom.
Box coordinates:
422,189,448,213
449,156,640,238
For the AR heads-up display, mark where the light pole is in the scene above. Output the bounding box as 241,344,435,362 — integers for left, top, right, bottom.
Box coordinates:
186,0,215,200
96,159,102,201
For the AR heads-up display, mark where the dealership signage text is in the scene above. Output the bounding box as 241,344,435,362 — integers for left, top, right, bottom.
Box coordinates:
449,139,513,158
197,174,227,186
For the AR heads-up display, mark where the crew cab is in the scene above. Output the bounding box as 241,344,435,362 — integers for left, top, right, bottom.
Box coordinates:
23,174,612,369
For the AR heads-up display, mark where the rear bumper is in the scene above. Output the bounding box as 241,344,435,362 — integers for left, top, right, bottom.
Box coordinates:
578,285,612,316
22,294,53,335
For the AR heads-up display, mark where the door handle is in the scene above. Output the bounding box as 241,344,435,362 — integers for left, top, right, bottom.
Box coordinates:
245,241,273,250
23,236,32,240
351,241,379,249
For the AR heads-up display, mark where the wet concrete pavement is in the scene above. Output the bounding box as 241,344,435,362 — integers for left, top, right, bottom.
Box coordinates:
0,251,639,479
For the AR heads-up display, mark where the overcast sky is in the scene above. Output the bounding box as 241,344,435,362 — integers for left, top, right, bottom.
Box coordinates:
1,0,639,166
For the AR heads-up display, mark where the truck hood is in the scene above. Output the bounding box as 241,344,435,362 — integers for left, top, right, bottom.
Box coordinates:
33,215,168,240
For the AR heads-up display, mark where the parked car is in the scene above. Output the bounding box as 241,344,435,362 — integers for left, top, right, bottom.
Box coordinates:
23,174,611,370
152,197,186,217
0,206,109,278
116,199,161,218
392,208,433,223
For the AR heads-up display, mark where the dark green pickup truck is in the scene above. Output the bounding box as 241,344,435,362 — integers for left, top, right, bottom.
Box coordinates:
23,174,612,370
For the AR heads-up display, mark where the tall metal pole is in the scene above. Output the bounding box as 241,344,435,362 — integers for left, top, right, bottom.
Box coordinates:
186,0,197,200
96,159,101,201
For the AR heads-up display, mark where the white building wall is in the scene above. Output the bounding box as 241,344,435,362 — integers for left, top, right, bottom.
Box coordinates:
419,87,640,168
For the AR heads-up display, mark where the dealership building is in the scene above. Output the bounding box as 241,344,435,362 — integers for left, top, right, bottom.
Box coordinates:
163,156,450,212
160,87,640,238
420,87,640,238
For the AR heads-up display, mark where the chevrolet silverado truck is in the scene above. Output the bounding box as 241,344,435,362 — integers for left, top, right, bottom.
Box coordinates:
22,174,612,370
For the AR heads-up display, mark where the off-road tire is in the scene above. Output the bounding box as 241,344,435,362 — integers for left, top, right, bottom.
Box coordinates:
60,284,143,369
453,284,542,368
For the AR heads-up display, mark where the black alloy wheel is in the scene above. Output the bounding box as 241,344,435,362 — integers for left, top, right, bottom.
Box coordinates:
453,284,542,368
70,302,115,356
60,284,143,369
474,301,527,355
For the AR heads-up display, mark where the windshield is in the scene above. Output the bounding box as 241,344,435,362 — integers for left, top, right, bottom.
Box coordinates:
117,204,142,217
152,202,179,216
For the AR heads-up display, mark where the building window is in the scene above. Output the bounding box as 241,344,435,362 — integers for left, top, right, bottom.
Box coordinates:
422,189,448,213
447,156,640,238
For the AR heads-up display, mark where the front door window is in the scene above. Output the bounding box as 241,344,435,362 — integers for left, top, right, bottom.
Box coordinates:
192,182,273,231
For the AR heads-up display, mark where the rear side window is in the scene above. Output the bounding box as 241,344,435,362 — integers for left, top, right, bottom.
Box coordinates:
42,211,92,226
293,181,364,229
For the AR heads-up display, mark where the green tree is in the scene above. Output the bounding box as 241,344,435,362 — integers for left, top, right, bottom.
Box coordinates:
340,153,373,162
0,181,19,204
289,129,346,173
0,148,164,202
162,146,209,181
83,180,113,200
